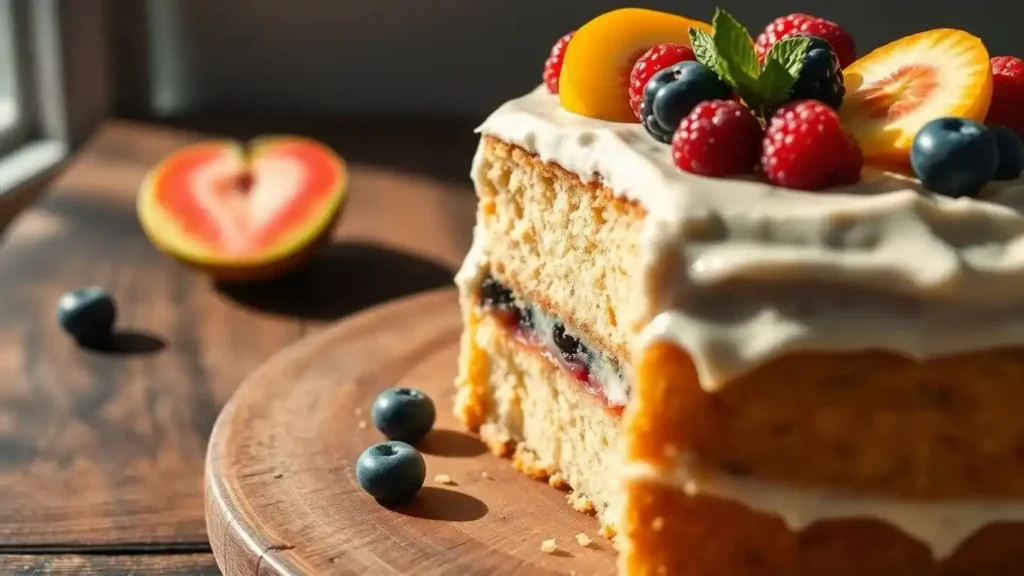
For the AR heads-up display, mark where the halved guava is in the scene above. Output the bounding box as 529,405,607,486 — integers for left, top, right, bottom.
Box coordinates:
137,136,347,280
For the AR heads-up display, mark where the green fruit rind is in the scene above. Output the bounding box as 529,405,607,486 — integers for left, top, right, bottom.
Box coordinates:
137,136,347,278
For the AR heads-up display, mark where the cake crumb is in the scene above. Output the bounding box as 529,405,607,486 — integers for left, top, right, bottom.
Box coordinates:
540,538,558,553
574,533,593,547
354,407,363,416
481,471,491,480
435,474,457,486
599,524,616,539
651,516,665,533
548,472,569,489
357,420,367,429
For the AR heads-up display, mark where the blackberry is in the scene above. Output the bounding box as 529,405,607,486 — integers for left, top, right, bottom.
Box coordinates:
786,35,845,110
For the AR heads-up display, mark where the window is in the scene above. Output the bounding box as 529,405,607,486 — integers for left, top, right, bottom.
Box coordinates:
0,0,108,203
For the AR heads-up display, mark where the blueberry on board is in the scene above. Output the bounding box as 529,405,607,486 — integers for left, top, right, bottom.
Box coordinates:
910,117,999,198
639,61,733,143
56,287,117,346
372,387,436,444
989,124,1024,181
356,441,426,503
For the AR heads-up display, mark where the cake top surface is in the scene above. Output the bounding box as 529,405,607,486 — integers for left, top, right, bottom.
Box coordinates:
479,86,1024,308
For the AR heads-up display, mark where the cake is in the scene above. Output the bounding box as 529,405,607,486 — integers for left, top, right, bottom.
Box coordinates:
454,7,1024,575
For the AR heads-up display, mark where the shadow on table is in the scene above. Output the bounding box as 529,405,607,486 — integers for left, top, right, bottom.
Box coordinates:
215,241,454,322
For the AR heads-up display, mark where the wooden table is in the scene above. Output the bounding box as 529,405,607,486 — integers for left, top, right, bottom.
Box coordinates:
0,120,477,573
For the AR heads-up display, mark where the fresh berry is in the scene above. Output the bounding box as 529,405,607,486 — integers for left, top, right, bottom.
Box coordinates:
356,441,426,503
988,56,1024,141
988,124,1024,181
672,100,763,177
783,35,845,110
57,287,117,346
542,31,575,94
640,61,733,143
755,14,856,70
761,100,863,191
840,29,992,165
372,387,436,445
629,44,696,119
910,117,999,197
559,8,711,122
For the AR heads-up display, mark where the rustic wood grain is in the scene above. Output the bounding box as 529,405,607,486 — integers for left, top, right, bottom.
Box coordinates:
0,553,220,575
0,120,475,549
206,289,617,576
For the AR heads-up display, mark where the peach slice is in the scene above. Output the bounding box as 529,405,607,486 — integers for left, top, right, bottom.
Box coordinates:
839,29,992,165
559,8,712,123
137,136,347,281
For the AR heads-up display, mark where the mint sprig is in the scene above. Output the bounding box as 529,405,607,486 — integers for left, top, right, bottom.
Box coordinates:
689,9,808,117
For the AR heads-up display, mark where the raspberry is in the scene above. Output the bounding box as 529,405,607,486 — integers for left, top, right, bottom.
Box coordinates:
542,31,575,94
629,43,696,119
672,100,763,177
755,14,856,70
761,100,863,190
988,56,1024,142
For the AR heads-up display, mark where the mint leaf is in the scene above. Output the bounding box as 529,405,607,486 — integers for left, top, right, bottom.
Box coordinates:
710,9,758,83
759,36,809,105
689,27,717,71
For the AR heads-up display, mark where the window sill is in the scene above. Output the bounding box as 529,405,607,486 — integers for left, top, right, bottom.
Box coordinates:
0,138,68,215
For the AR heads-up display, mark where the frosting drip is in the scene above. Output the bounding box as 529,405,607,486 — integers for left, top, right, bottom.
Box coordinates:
474,85,1024,390
623,461,1024,560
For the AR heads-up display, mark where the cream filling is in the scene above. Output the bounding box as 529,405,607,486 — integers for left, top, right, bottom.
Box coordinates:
473,86,1024,391
622,461,1024,560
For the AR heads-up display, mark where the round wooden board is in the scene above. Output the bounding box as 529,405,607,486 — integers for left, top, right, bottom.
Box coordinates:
205,288,617,575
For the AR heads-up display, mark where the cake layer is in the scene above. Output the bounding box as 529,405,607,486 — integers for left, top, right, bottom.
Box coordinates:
468,136,646,364
474,86,1024,391
459,307,623,529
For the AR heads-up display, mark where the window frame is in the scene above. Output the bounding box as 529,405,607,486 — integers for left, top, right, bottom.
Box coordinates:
0,0,110,210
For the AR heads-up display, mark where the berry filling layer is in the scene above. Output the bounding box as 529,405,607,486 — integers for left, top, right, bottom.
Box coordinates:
478,275,629,413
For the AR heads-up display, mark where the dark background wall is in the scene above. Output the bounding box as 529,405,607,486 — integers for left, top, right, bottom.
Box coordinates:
113,0,1017,121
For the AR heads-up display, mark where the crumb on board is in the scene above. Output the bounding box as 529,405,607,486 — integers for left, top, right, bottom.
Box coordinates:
574,533,593,547
357,420,368,429
651,516,665,533
435,474,457,486
355,407,363,416
540,538,558,554
481,471,491,480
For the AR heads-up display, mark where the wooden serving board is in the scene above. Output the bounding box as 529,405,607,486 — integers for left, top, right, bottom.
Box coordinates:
205,288,617,575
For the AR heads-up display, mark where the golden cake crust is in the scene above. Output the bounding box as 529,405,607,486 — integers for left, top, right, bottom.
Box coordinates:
620,342,1024,575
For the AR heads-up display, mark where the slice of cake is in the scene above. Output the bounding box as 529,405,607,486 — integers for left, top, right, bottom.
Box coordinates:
456,7,1024,575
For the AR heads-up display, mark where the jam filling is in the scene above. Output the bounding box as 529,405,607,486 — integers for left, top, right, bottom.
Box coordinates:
478,275,628,416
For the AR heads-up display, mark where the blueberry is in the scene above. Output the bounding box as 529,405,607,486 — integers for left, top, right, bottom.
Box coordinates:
783,35,845,111
479,276,514,309
989,124,1024,181
910,117,999,198
356,441,426,503
56,287,117,346
552,322,583,359
640,61,733,143
372,387,436,444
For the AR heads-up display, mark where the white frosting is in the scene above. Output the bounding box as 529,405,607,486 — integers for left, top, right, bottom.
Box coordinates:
458,85,1024,560
473,85,1024,390
623,461,1024,560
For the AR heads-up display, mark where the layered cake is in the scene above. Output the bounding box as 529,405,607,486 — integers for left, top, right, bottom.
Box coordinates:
455,7,1024,575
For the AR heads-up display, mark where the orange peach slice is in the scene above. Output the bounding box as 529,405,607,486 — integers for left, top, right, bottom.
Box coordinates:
839,29,992,165
559,8,712,123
